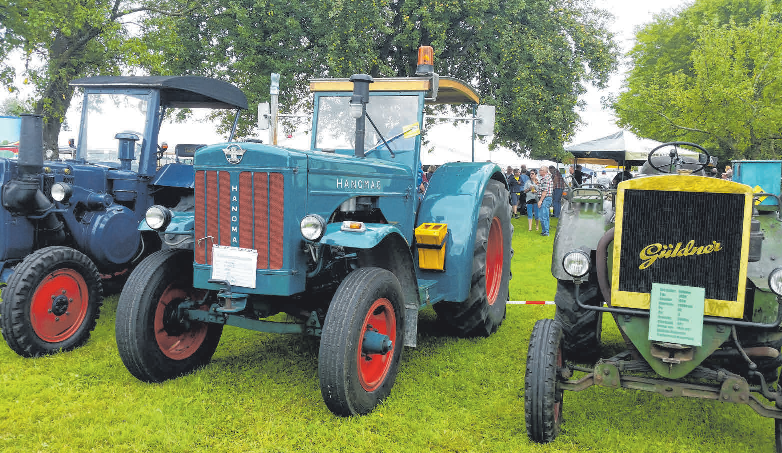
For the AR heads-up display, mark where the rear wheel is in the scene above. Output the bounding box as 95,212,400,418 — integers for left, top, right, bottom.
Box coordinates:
115,249,222,382
319,267,404,416
434,179,512,336
554,280,602,361
1,246,103,357
525,318,564,443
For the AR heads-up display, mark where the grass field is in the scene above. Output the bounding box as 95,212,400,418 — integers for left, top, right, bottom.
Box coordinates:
0,216,776,452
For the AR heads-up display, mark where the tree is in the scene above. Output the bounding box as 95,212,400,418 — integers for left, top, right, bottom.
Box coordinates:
613,0,782,163
173,0,618,160
0,0,191,154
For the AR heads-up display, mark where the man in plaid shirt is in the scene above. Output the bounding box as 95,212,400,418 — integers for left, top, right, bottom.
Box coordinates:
536,165,554,236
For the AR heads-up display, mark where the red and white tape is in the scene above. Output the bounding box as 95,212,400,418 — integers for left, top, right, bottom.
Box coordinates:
508,300,555,305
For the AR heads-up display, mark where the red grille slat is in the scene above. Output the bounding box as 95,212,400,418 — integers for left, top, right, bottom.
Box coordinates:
205,171,218,265
194,170,206,265
239,172,253,250
269,173,285,269
219,172,231,247
254,173,269,269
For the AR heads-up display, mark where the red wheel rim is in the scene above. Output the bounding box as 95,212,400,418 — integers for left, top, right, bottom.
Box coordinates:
154,283,208,360
357,298,397,392
485,216,504,305
29,269,90,343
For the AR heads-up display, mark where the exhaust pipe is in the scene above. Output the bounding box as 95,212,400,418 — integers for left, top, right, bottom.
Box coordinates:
18,113,44,177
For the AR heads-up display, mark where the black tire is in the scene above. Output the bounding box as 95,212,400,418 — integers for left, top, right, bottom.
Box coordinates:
1,246,103,357
553,280,602,361
525,318,564,443
434,179,512,336
115,249,223,383
319,267,405,416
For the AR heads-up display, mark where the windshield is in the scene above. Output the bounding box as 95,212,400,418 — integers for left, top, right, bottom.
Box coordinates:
315,94,420,152
79,92,150,167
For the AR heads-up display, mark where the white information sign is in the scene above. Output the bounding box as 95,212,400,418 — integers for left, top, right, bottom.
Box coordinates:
211,245,258,289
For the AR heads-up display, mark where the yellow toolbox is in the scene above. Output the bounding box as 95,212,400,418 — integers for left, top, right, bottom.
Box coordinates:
415,223,447,270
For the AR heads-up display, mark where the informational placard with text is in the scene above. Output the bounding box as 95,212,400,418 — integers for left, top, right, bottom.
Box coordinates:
648,283,705,346
211,245,258,289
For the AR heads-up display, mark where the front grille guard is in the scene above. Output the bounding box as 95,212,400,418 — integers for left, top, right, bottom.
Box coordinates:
574,225,782,330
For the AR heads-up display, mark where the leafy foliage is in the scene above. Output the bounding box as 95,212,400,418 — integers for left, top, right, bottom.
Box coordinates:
0,0,194,152
168,0,619,159
614,0,782,163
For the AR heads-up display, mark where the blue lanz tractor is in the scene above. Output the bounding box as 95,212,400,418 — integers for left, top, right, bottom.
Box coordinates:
115,48,513,415
0,76,247,357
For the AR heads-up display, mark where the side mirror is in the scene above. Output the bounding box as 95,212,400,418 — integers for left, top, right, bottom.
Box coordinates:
258,102,271,130
475,105,495,136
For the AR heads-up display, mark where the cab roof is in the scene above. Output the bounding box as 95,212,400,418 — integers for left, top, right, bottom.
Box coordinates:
309,76,479,105
70,76,248,110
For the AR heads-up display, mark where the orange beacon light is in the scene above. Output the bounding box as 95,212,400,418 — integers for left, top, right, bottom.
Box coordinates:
416,46,434,75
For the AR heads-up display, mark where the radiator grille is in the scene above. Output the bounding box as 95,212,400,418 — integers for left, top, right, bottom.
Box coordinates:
195,170,285,269
617,190,744,301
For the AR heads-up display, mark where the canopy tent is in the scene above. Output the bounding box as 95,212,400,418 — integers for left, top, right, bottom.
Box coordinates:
565,130,667,166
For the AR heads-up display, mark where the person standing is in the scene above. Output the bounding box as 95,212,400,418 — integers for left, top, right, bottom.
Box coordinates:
596,170,611,189
549,165,565,218
508,168,524,218
537,165,554,237
524,171,540,231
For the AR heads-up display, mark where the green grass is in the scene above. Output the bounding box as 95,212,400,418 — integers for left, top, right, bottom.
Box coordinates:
0,216,775,452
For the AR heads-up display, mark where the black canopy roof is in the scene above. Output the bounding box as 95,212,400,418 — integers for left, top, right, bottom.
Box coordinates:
70,76,248,109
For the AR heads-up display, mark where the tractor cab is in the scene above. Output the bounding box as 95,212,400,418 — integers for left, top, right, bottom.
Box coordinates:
70,76,247,176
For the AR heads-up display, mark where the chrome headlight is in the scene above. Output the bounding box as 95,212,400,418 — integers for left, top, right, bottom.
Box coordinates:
145,205,172,231
769,268,782,296
300,214,327,241
562,250,590,278
51,182,73,202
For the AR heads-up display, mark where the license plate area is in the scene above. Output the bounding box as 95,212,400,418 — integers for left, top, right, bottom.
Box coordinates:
211,245,258,289
648,283,705,347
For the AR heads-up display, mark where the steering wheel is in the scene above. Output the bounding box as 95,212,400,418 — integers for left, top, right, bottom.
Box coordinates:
647,141,711,174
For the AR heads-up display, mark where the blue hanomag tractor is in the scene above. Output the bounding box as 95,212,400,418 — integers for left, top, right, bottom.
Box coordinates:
0,76,247,357
115,47,512,415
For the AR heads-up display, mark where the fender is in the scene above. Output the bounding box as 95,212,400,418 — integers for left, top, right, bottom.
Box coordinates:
414,161,506,303
321,222,407,250
747,212,782,291
150,162,196,189
138,211,195,235
551,192,614,281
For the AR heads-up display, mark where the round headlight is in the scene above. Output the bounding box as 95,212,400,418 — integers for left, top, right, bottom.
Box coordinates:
51,182,72,202
769,268,782,296
562,250,590,278
145,205,172,231
300,214,327,241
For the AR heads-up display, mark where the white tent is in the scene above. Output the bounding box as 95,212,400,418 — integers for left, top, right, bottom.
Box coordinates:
565,130,667,165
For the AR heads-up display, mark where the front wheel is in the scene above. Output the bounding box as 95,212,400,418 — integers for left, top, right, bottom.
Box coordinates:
1,246,103,357
115,249,223,383
319,267,405,416
434,179,512,336
525,318,565,443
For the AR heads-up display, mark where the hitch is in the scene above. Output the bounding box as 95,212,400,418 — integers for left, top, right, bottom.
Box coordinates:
208,279,248,313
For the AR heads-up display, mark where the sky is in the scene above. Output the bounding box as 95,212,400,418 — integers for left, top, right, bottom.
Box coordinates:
2,0,691,165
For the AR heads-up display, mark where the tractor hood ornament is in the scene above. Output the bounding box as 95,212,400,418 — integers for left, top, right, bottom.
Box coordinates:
222,144,245,164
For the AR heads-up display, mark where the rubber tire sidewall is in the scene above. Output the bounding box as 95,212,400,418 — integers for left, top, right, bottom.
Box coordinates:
319,267,405,416
553,279,602,361
1,246,103,357
115,249,223,383
525,318,564,443
434,179,512,336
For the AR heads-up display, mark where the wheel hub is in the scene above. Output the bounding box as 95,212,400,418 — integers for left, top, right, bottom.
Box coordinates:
161,298,188,336
50,292,70,316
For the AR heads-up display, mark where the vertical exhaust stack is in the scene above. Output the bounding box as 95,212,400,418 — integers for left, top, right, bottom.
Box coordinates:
18,114,44,177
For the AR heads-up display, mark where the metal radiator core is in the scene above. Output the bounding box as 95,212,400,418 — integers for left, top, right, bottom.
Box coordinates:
617,189,744,301
195,170,285,269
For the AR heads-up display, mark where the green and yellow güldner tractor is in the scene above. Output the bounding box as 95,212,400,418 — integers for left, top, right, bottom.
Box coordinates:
525,142,782,450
